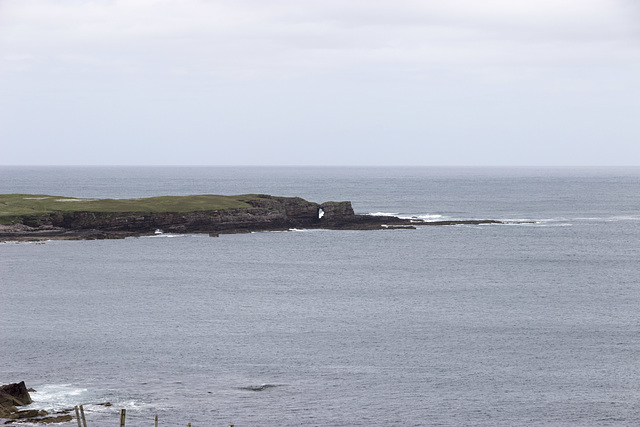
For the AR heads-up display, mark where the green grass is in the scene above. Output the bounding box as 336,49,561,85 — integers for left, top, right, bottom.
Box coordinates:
0,194,262,224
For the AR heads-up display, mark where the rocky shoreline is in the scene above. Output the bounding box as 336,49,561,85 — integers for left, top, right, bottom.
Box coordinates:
0,194,505,242
0,382,73,424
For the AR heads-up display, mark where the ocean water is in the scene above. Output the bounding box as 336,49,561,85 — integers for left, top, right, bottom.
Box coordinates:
1,166,639,426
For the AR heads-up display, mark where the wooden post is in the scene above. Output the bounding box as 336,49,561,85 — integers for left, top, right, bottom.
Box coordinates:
154,414,158,427
74,406,81,427
119,409,126,427
79,405,87,427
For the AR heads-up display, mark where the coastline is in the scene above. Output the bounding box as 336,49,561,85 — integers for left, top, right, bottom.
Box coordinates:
0,193,504,242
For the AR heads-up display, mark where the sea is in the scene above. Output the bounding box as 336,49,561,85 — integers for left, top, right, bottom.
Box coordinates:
1,166,639,426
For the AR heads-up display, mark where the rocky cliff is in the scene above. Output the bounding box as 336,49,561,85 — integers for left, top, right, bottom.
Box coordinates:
0,194,506,241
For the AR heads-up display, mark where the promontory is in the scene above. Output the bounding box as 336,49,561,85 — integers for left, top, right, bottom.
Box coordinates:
0,193,503,241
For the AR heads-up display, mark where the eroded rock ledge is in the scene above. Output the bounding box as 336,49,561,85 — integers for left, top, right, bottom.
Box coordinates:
0,382,93,424
0,194,504,242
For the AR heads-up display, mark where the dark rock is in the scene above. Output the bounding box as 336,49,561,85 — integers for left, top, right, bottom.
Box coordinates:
0,382,32,407
0,406,18,418
8,409,42,419
239,384,279,391
38,414,74,424
319,201,355,226
4,414,73,424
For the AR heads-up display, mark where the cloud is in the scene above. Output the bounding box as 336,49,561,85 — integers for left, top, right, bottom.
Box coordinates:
1,0,638,79
1,0,638,166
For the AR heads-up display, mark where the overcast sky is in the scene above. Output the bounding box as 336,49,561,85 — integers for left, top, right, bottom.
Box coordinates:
1,0,639,166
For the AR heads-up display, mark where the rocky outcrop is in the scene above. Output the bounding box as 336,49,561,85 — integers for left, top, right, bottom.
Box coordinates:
0,194,510,241
0,382,32,408
0,382,75,424
7,196,323,235
0,382,38,421
318,201,354,225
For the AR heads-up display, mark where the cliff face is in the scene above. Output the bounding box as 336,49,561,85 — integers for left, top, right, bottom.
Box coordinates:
5,196,359,238
0,194,508,241
319,201,355,224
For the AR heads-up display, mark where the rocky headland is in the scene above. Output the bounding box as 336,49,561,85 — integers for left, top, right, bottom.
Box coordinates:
0,194,504,242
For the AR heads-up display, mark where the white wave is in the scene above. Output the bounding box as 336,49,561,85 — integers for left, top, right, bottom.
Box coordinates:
27,384,159,421
499,218,538,223
505,216,640,223
504,222,573,227
370,211,448,221
398,214,445,221
605,215,640,222
27,384,89,411
538,217,570,223
509,215,640,224
144,233,191,238
99,397,155,411
499,217,569,223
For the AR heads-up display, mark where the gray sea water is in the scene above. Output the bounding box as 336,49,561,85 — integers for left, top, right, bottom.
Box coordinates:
1,166,640,426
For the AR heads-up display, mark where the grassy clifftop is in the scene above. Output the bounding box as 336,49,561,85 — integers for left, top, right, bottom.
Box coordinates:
0,194,261,225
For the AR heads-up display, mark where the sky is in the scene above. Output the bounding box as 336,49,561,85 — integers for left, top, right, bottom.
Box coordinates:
0,0,639,166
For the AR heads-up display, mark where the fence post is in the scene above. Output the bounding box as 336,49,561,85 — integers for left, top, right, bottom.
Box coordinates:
74,406,81,427
119,409,126,427
155,414,158,427
79,405,87,427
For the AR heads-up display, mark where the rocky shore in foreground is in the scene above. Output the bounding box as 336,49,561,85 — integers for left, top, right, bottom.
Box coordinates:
0,194,504,242
0,382,73,424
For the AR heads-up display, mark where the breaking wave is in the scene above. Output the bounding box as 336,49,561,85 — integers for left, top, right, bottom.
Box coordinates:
27,384,89,411
369,212,447,222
